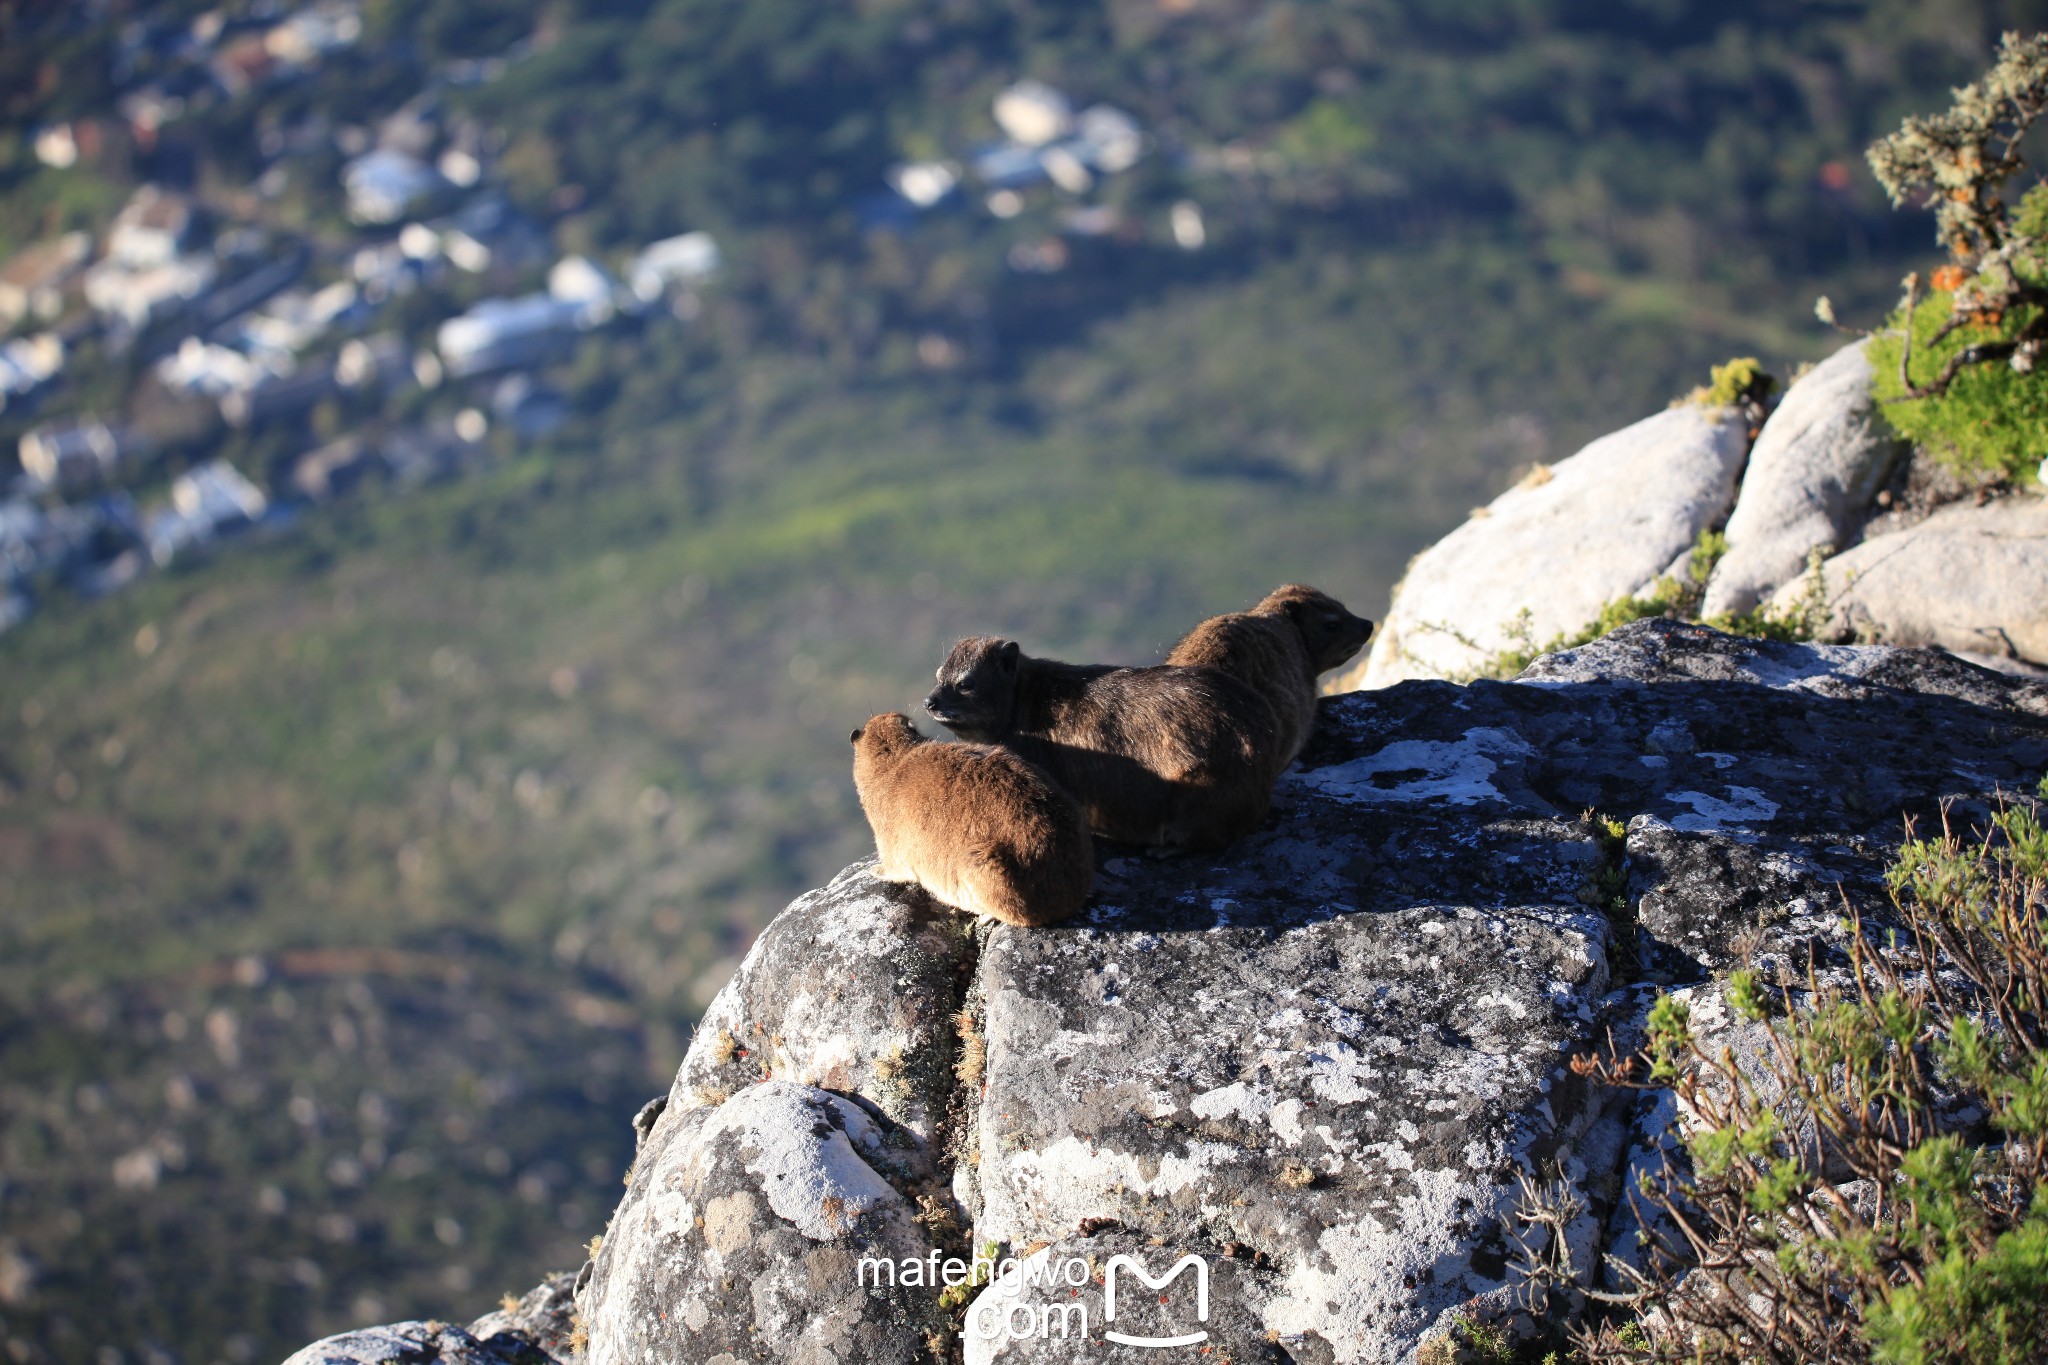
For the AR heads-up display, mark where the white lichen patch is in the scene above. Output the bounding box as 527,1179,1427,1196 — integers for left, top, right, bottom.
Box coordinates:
976,1133,1244,1248
1737,641,1884,690
705,1082,902,1240
1292,728,1533,806
1261,1166,1512,1363
1269,1098,1307,1146
1191,1080,1268,1124
961,1247,1056,1365
1669,786,1779,834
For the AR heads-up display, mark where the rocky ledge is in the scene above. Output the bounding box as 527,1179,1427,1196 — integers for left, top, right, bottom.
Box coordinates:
1350,340,2048,689
287,620,2048,1364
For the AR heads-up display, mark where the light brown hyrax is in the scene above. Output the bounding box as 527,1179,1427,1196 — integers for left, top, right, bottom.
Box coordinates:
1166,584,1373,777
923,638,1278,851
850,712,1092,927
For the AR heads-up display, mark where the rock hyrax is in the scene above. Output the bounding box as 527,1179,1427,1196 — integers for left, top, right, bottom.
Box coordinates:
923,637,1278,851
1166,584,1373,776
850,712,1092,927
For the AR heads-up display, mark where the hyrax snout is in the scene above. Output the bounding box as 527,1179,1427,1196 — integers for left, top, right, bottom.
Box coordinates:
850,712,1092,927
1166,583,1373,777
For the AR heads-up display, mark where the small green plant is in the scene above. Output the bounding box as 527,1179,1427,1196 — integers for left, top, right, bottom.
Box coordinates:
1680,356,1777,410
1418,1311,1520,1365
1540,786,2048,1362
1850,32,2048,483
1462,528,1803,680
935,1240,997,1312
1579,812,1638,983
1700,544,1833,644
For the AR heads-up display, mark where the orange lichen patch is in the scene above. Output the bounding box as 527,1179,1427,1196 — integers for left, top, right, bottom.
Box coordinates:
1931,264,1969,291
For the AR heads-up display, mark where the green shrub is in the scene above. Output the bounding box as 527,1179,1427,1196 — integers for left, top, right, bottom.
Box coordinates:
1852,32,2048,484
1545,788,2048,1363
1866,280,2048,483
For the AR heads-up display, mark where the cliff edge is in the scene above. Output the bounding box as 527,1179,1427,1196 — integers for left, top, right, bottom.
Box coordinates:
287,619,2048,1365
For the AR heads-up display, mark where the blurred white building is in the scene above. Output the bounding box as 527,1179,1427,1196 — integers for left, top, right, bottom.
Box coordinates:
19,417,120,490
265,1,363,65
146,460,268,565
84,255,216,330
1072,105,1143,174
548,255,618,325
437,294,587,378
888,162,958,208
994,80,1073,146
108,186,195,269
0,334,64,412
343,149,444,224
627,232,720,303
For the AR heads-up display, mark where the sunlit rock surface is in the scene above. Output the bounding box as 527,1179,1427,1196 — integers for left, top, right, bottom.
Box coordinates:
1352,406,1751,688
1700,339,1905,620
1770,491,2048,670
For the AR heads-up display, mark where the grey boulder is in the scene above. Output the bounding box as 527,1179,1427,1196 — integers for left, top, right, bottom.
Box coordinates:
281,1320,551,1365
1768,491,2048,667
1700,340,1906,619
675,864,979,1145
1354,406,1751,687
959,1229,1286,1363
579,1078,939,1365
280,1273,579,1365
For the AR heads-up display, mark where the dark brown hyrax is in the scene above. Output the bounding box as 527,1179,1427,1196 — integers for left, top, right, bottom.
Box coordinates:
1166,584,1373,777
849,712,1092,927
923,637,1278,851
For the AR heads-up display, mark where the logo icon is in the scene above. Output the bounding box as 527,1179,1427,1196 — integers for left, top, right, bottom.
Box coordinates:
1102,1253,1209,1349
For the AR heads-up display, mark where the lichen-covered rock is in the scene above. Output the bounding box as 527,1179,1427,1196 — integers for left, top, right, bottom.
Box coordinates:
966,858,1615,1362
1767,491,2048,667
579,1079,938,1365
1700,340,1905,619
1349,405,1751,687
282,1272,581,1365
1625,814,1868,982
280,1320,548,1365
959,1231,1287,1364
288,620,2048,1365
466,1271,580,1359
949,621,2046,1361
676,862,979,1143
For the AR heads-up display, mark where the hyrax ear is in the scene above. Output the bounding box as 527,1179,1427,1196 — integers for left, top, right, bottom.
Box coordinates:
849,727,864,745
998,640,1020,671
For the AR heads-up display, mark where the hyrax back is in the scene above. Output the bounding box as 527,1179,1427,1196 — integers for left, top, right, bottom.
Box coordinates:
850,712,1092,927
1166,584,1373,776
922,637,1278,851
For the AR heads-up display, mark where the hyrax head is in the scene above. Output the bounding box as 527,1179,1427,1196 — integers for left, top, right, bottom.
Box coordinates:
924,635,1019,741
850,711,922,753
1261,584,1375,671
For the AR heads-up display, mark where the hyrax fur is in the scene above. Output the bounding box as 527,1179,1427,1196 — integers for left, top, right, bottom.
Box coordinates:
923,638,1279,851
1166,584,1373,777
850,712,1093,928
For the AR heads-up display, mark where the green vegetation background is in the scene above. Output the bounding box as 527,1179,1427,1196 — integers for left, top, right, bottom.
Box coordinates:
3,2,2045,1361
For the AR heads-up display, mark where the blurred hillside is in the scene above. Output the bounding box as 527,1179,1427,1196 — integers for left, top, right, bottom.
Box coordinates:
2,2,2044,1363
